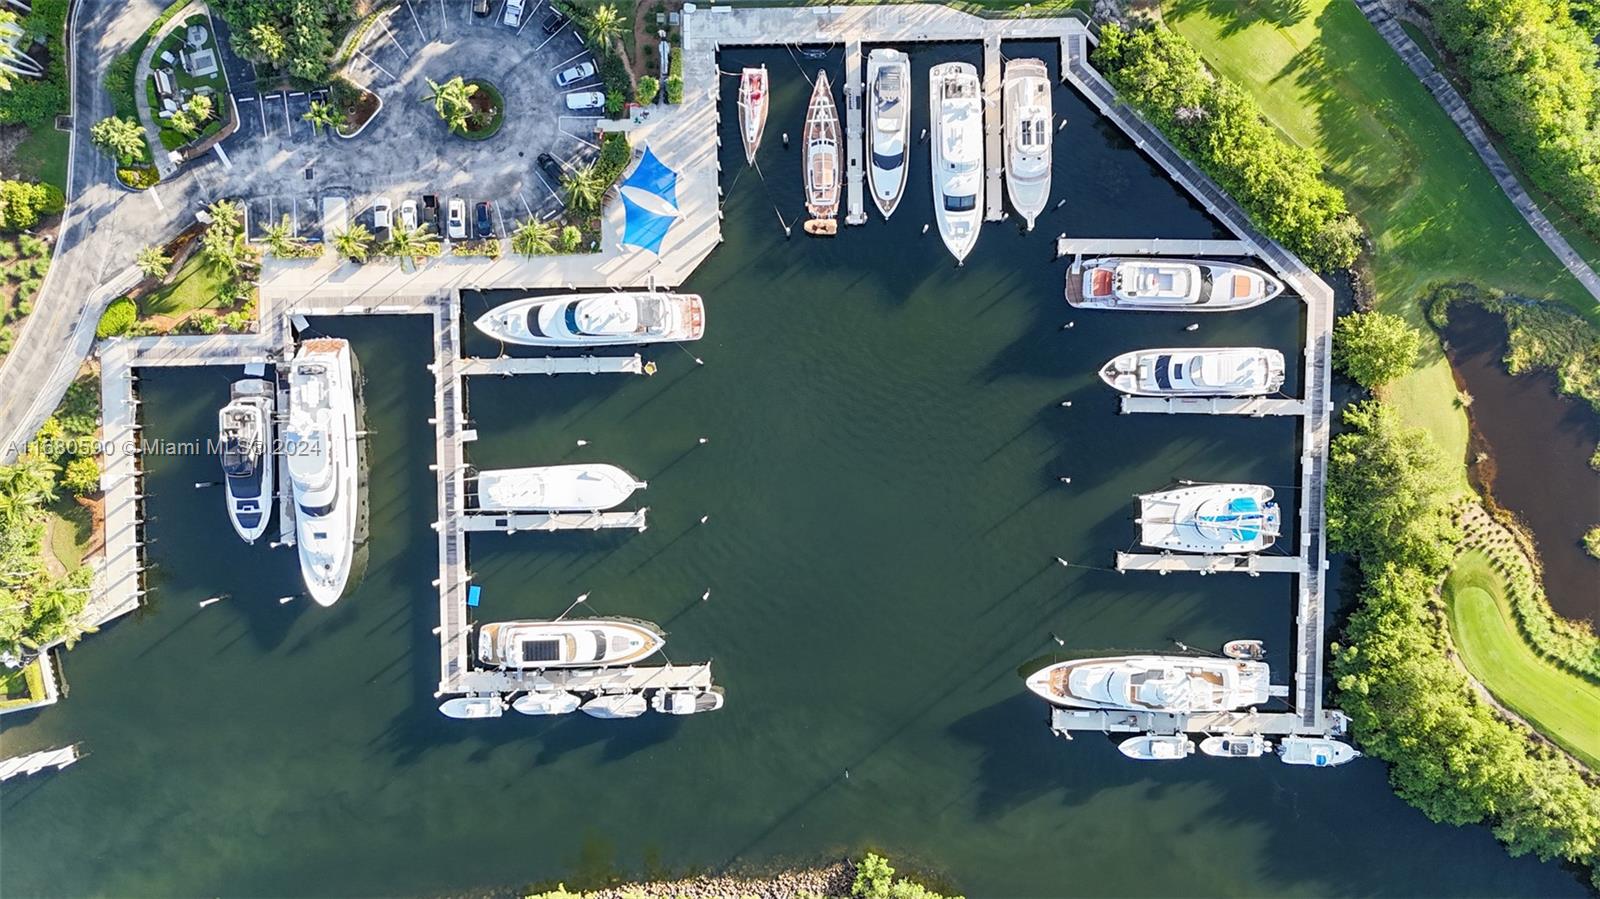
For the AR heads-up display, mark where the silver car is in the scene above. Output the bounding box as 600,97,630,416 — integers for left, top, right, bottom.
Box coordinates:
446,198,467,239
555,60,596,87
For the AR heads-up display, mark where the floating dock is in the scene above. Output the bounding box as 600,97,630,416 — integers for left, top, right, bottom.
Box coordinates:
456,662,714,695
1115,552,1303,576
462,509,648,533
1055,237,1254,257
459,355,645,377
1119,396,1307,417
1050,706,1346,740
844,41,867,226
983,36,1004,222
0,744,80,780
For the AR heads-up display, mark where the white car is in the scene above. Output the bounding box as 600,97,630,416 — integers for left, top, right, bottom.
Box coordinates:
555,60,596,88
503,0,524,28
564,91,606,112
399,199,418,231
371,197,391,230
446,198,467,239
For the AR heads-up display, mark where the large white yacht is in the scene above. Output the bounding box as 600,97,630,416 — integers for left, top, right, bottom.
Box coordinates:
474,463,645,512
1099,347,1286,397
866,48,910,219
1137,483,1281,554
1002,57,1052,230
217,377,275,543
474,292,704,347
1025,654,1271,713
284,339,359,606
929,62,983,263
1067,257,1284,311
476,618,664,669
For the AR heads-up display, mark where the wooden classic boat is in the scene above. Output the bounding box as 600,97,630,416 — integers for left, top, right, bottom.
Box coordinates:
738,66,769,166
802,71,842,236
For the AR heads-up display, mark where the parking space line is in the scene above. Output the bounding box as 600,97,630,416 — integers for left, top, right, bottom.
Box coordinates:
533,19,569,51
402,0,426,42
552,48,588,68
281,92,291,132
290,196,301,236
257,93,268,131
146,186,164,211
357,49,398,82
380,19,411,59
558,117,601,149
515,0,541,35
493,200,509,238
517,189,534,217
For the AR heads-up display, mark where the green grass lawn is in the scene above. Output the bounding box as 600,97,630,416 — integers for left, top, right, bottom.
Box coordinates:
139,254,231,321
0,658,48,709
1443,550,1600,769
45,499,94,573
12,125,70,193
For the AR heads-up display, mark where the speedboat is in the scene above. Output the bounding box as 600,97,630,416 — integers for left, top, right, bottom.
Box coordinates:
866,49,910,218
511,691,582,716
1024,654,1271,712
1278,736,1361,767
738,66,768,166
802,71,841,236
1199,734,1272,758
1137,483,1281,554
1067,257,1284,311
439,695,504,719
929,62,983,263
1099,347,1286,397
284,339,359,606
581,693,648,719
474,463,645,512
1223,639,1267,661
1002,57,1051,230
218,378,275,543
651,686,725,715
474,292,705,347
476,618,664,669
1119,734,1195,761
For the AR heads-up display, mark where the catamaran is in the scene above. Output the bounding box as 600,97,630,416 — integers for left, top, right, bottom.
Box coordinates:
1099,347,1287,397
1067,257,1284,311
474,292,704,347
1024,654,1271,713
1119,734,1195,761
476,618,664,669
738,66,769,166
1136,483,1281,554
218,378,275,543
802,71,842,236
1002,57,1052,230
474,463,645,512
1278,736,1361,767
866,49,910,219
929,62,984,263
284,339,359,606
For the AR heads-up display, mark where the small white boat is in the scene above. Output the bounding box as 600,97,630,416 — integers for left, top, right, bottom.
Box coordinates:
737,66,769,166
1099,347,1286,397
802,71,841,236
1223,639,1267,661
477,618,664,669
1137,483,1281,554
581,693,648,719
474,292,705,347
866,48,910,219
475,464,645,513
1119,734,1195,761
651,686,725,715
439,696,504,719
285,339,359,606
1025,655,1271,713
218,378,275,543
929,62,984,263
1199,734,1272,758
511,691,582,716
1278,736,1361,767
1002,57,1052,230
1067,257,1284,311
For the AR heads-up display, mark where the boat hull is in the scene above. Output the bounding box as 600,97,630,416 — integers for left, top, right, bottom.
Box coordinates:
1199,734,1272,758
581,693,648,719
866,50,910,219
1278,736,1361,767
475,463,645,512
512,691,582,715
1098,347,1287,397
1137,483,1280,554
738,66,768,166
477,618,665,669
219,378,275,544
1024,654,1270,713
439,696,504,719
1119,734,1195,760
651,686,725,715
287,340,359,607
1003,58,1052,230
930,63,984,263
474,293,705,347
1066,257,1285,311
803,70,842,235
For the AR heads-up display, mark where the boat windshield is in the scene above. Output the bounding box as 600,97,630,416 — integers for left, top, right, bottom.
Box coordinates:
872,150,904,170
1152,355,1174,390
1194,497,1276,542
945,193,977,212
298,498,336,518
221,439,257,477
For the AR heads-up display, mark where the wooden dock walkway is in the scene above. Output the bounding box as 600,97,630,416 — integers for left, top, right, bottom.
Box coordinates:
459,354,644,377
456,662,714,695
427,295,473,694
844,41,867,226
0,744,80,780
1119,396,1307,417
462,509,648,533
982,36,1004,222
1055,237,1253,258
1115,552,1304,576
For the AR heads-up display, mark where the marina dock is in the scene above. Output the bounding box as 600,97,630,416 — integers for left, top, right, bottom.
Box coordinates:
1119,396,1307,417
844,41,867,226
456,662,714,695
1050,706,1346,740
1055,237,1254,257
983,36,1004,222
462,509,648,533
459,355,644,377
1115,552,1304,576
0,744,80,780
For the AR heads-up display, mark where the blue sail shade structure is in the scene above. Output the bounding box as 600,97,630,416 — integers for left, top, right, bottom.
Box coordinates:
619,146,681,254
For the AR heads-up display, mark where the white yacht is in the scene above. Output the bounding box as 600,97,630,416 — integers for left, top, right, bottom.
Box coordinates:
439,695,504,719
866,49,910,219
1099,347,1286,397
651,686,725,715
474,292,704,347
1119,734,1195,761
1137,483,1281,554
1067,257,1284,311
511,691,582,716
284,339,359,606
477,618,664,669
474,464,645,512
929,62,983,263
1199,734,1272,758
1278,736,1361,767
802,71,842,236
737,66,769,166
1002,57,1052,230
581,693,648,719
218,378,275,543
1025,654,1271,713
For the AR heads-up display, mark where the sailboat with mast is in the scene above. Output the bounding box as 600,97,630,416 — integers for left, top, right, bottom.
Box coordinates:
802,71,842,236
738,66,769,166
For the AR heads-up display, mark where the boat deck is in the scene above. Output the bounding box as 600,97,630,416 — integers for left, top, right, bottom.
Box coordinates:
1119,396,1307,417
1056,237,1254,257
461,509,648,532
844,41,867,226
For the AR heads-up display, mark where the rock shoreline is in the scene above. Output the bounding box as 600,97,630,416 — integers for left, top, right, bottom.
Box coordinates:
585,860,857,899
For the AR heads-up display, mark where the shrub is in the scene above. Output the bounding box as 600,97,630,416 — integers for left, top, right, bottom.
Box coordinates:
558,225,582,253
636,75,659,104
62,457,101,496
604,89,625,118
187,311,220,334
222,309,253,332
1586,526,1600,560
1333,310,1422,388
95,296,137,338
118,166,160,190
0,0,69,126
0,180,65,231
598,47,631,104
665,75,683,104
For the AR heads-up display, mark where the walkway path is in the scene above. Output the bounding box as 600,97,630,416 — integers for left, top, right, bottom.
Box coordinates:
1353,0,1600,305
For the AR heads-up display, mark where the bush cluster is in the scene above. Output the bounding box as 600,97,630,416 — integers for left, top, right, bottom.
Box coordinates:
665,46,683,104
0,0,69,126
213,0,353,82
95,296,138,339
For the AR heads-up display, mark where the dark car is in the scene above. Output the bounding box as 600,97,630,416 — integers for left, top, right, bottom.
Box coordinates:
541,9,568,33
472,0,489,16
536,152,565,185
474,201,494,239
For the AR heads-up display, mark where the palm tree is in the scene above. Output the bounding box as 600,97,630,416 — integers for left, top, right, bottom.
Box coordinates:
184,93,214,124
587,4,622,49
135,244,172,280
423,77,478,133
510,218,557,256
561,163,605,215
303,99,345,136
333,223,375,263
383,225,441,270
207,199,244,236
90,116,146,163
262,215,297,257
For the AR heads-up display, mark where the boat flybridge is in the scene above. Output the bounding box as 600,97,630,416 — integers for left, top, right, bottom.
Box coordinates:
1137,483,1281,554
476,618,664,669
738,65,769,166
1067,257,1284,311
474,292,704,347
1099,347,1287,397
929,62,984,263
1025,654,1271,713
474,463,645,513
285,339,359,606
218,378,275,543
802,71,842,236
1002,57,1052,230
866,48,910,219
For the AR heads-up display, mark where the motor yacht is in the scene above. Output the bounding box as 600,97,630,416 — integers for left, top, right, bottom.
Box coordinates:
1002,57,1052,230
802,71,842,236
651,686,725,715
285,339,359,606
929,62,983,262
581,693,648,719
476,618,664,669
439,695,504,719
1137,483,1281,554
866,49,910,218
1067,257,1284,311
1199,734,1272,758
511,691,582,716
474,463,645,512
1119,734,1195,761
474,292,704,347
738,66,768,166
1278,736,1361,767
218,378,275,543
1025,654,1271,713
1099,347,1286,396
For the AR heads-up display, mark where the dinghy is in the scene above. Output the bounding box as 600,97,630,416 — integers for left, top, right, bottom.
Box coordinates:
581,693,648,719
738,66,769,166
650,686,725,715
511,691,582,716
439,696,505,719
1278,736,1361,767
802,71,842,236
1223,639,1267,661
1199,734,1272,758
1118,734,1195,761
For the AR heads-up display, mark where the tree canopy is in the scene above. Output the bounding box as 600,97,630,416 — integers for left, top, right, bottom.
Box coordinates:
1333,310,1423,388
215,0,353,82
1327,400,1460,574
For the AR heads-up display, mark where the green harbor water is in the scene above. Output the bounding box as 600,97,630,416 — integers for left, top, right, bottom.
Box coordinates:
0,43,1586,896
